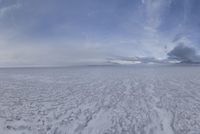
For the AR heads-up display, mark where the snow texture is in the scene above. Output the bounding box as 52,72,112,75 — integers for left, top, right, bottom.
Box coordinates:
0,66,200,134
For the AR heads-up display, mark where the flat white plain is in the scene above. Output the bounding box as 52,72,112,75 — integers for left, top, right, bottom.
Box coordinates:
0,66,200,134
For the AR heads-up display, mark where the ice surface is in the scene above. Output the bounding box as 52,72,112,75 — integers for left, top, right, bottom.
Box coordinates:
0,66,200,134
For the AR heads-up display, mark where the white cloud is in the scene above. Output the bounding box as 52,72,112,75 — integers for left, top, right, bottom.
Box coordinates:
0,0,198,66
143,0,172,29
0,2,21,18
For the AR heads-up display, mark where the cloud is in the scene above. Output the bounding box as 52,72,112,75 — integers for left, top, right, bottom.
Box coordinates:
0,0,199,66
107,56,171,65
168,43,200,64
107,42,200,65
143,0,172,30
0,1,21,18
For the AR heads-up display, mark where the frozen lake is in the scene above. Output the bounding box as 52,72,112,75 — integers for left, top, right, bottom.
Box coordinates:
0,65,200,134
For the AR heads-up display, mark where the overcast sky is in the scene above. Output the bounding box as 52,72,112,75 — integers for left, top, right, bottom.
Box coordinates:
0,0,200,66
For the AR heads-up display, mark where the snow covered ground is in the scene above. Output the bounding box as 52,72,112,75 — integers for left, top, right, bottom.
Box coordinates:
0,66,200,134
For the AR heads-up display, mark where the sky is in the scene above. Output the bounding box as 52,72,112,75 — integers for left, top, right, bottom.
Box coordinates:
0,0,200,66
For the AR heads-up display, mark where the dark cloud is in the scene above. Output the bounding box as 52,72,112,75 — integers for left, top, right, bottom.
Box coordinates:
168,43,200,64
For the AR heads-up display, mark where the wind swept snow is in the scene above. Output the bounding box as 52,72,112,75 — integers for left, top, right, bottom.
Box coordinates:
0,66,200,134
